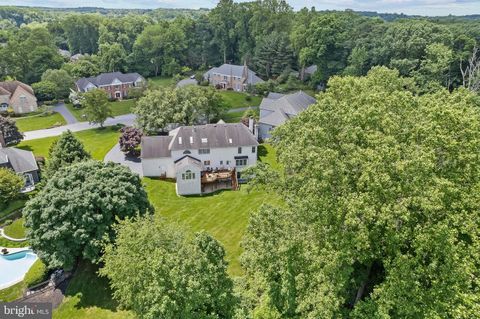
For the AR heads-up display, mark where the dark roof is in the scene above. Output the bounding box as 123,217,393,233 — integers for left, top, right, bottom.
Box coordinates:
174,155,201,164
305,65,318,74
169,123,258,151
141,136,172,159
0,81,34,96
76,72,144,91
0,147,38,173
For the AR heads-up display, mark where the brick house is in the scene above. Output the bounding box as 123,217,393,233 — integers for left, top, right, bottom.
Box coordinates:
75,72,145,100
203,63,263,92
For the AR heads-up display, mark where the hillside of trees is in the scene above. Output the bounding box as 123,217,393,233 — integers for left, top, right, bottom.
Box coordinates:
1,1,479,94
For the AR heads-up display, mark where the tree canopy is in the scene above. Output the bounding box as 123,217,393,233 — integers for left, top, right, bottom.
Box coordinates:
100,217,235,319
241,67,480,318
0,167,24,206
23,160,152,269
44,130,91,177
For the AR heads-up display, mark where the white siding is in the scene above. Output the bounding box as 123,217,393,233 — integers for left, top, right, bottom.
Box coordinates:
171,146,257,172
176,164,202,195
142,158,175,178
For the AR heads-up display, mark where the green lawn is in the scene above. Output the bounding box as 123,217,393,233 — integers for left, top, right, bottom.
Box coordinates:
147,76,175,89
3,218,26,239
53,262,135,319
219,91,262,109
0,198,26,220
223,110,244,123
14,112,66,132
17,126,121,160
65,100,136,122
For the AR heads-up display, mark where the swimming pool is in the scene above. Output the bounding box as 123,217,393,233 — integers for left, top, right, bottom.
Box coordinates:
0,249,38,289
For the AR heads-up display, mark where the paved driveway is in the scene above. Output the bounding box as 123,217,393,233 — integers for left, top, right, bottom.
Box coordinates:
23,114,136,141
53,103,77,124
104,143,143,176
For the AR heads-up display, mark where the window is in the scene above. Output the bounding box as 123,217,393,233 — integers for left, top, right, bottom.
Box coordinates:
236,159,247,166
201,138,208,143
220,160,223,165
198,149,210,155
178,137,183,144
238,147,242,154
226,160,231,165
183,150,191,155
224,75,227,80
252,146,256,153
204,160,211,166
182,170,195,180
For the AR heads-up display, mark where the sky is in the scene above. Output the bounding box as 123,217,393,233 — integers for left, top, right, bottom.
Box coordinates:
2,0,480,16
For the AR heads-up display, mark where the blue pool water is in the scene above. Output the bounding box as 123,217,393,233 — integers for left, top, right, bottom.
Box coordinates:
0,250,38,289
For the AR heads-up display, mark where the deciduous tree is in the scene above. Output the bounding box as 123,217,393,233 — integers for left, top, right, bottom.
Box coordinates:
242,67,480,318
81,89,112,128
0,116,23,144
100,217,235,319
0,168,24,205
24,161,151,269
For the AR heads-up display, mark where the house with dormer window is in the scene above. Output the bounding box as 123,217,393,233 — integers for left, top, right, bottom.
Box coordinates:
75,72,145,100
141,123,258,195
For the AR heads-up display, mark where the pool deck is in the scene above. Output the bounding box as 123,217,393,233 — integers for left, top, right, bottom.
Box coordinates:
0,249,37,290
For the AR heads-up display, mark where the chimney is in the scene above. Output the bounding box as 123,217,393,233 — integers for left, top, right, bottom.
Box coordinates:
0,132,5,148
248,118,254,134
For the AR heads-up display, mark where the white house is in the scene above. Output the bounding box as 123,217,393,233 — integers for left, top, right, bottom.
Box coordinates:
141,123,259,196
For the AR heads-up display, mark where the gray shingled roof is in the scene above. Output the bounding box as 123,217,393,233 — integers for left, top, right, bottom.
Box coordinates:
174,155,203,170
267,92,285,100
259,91,316,127
204,64,264,85
76,72,143,91
169,123,259,151
0,147,38,173
305,65,318,75
141,136,172,159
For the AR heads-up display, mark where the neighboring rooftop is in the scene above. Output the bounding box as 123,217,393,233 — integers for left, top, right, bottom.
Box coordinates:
305,65,318,75
0,81,34,96
260,91,316,127
76,72,144,90
204,64,264,85
0,147,38,173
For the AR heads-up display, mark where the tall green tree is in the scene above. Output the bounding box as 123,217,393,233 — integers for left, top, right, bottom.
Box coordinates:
98,43,127,73
0,168,24,206
132,22,186,76
242,67,480,318
24,161,151,269
254,32,294,78
134,86,225,133
61,14,101,54
44,130,91,177
41,69,74,99
100,217,235,319
81,89,112,128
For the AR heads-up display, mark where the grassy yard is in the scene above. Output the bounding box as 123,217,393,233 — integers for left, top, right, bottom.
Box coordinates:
3,218,26,239
65,100,136,122
14,112,66,132
219,91,262,109
53,262,135,319
0,198,26,220
17,126,121,160
147,76,175,89
223,110,244,123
